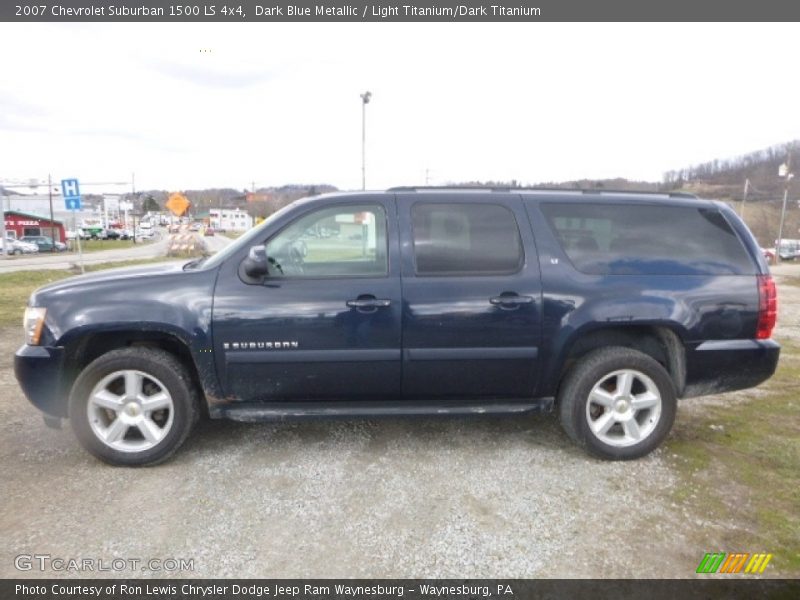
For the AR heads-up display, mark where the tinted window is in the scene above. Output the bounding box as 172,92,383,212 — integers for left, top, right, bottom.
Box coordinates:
266,204,387,277
540,203,754,275
412,203,523,275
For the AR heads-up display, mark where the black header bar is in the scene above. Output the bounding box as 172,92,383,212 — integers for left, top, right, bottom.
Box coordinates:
4,0,800,22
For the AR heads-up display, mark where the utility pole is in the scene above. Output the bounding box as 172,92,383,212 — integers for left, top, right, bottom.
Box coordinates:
47,173,56,250
740,178,750,220
360,91,371,190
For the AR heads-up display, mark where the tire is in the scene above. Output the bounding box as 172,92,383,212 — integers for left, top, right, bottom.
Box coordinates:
69,348,199,466
558,346,676,460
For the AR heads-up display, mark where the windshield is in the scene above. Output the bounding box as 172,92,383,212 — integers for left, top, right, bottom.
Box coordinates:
193,201,299,270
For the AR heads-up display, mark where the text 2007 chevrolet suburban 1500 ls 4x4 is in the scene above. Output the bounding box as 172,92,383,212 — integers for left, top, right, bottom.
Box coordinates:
15,188,780,466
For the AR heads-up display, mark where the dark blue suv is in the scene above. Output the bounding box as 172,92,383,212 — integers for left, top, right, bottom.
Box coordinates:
15,189,780,465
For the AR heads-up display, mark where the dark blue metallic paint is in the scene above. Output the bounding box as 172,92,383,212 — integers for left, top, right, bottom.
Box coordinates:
396,193,543,399
521,194,772,398
210,194,403,403
14,190,780,422
16,261,222,415
14,345,66,416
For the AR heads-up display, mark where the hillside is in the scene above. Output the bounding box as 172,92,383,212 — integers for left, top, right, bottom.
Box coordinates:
664,141,798,198
665,141,799,247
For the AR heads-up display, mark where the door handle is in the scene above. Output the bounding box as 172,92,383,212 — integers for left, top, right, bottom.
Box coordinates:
489,294,534,307
346,297,392,309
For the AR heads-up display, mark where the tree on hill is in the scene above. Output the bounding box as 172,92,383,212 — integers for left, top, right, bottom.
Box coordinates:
141,195,160,213
663,141,798,199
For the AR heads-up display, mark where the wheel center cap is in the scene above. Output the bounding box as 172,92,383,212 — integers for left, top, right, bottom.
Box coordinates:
125,403,141,417
615,399,629,413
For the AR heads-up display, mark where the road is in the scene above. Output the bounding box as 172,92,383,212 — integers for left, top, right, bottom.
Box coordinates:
199,232,233,253
0,231,234,273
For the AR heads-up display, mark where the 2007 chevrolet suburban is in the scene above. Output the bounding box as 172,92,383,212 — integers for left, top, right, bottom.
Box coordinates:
15,188,780,465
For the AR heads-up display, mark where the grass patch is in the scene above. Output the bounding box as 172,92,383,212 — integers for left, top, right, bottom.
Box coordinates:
0,257,179,327
69,239,144,253
0,271,74,327
79,257,179,272
666,341,800,574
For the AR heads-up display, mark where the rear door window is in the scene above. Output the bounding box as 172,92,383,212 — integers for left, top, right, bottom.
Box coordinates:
540,203,754,275
411,203,523,276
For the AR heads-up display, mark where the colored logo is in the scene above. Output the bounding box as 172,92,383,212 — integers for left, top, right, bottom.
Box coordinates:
696,552,773,574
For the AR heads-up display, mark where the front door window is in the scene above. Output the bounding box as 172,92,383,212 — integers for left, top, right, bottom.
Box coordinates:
266,204,388,278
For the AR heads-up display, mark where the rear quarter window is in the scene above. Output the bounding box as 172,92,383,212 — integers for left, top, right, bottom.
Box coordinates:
540,203,755,275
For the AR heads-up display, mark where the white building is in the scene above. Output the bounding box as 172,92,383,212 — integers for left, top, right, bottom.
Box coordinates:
209,208,253,232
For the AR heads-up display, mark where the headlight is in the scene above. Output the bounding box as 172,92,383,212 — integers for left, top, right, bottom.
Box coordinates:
23,307,47,345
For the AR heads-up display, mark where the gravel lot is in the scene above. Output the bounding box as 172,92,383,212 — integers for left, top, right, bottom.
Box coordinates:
1,265,798,579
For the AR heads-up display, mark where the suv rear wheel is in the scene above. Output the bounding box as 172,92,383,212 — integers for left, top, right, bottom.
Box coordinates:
558,346,676,460
69,348,199,466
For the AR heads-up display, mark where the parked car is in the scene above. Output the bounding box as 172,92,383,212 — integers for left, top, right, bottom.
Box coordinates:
105,228,133,240
19,235,67,252
135,228,155,240
18,239,41,254
1,237,39,255
15,189,779,466
81,224,107,239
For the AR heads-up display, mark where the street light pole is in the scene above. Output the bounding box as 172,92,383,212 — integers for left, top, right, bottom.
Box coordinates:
360,91,371,191
776,151,794,265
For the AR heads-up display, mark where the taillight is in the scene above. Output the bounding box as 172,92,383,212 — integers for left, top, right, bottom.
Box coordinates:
756,274,777,339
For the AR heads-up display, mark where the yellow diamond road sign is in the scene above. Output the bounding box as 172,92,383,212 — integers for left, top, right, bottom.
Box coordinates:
166,192,191,216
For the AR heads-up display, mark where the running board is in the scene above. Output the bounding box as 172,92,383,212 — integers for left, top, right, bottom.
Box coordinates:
211,399,553,422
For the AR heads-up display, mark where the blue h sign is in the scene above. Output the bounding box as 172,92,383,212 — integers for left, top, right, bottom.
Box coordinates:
61,178,82,210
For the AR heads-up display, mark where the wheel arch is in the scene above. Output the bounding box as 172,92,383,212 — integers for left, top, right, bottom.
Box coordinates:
61,328,209,417
551,324,686,403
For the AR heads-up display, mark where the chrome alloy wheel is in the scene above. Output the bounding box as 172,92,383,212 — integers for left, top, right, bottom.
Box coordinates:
87,370,174,453
585,369,662,447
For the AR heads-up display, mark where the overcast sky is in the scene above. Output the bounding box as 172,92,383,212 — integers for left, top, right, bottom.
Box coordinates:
1,22,799,194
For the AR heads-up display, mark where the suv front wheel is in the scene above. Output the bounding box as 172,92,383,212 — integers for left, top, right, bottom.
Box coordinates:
69,348,199,466
558,346,677,460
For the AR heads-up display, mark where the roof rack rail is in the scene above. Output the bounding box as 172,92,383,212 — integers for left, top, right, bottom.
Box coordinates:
577,189,698,199
386,186,496,192
386,185,698,199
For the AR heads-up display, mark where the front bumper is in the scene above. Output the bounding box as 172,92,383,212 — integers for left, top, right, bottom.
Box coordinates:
683,339,781,398
14,344,68,417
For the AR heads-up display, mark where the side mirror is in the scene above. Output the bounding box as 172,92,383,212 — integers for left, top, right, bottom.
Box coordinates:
242,245,269,279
